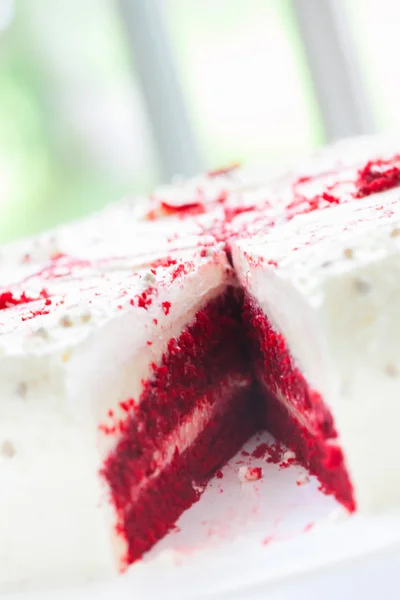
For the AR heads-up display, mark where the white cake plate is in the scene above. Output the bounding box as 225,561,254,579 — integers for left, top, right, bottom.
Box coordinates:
3,431,400,600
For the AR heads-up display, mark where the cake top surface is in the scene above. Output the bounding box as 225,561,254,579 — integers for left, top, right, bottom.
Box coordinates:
0,214,230,357
3,136,400,354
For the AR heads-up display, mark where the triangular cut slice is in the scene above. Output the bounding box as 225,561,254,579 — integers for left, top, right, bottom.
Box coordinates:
233,185,400,513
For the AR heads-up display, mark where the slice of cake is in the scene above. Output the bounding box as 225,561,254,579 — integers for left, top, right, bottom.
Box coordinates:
0,210,255,586
233,184,400,512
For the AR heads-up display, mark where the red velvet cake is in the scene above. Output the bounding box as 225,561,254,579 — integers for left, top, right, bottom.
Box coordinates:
3,138,400,587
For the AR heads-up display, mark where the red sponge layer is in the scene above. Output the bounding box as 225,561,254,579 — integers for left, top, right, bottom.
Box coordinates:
101,288,257,565
121,382,257,564
242,293,356,512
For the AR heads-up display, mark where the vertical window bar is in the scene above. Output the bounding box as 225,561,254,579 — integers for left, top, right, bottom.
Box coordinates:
290,0,375,141
119,0,204,180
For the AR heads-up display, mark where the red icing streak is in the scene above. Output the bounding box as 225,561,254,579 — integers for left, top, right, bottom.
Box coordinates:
207,163,240,178
160,201,206,216
20,308,51,322
284,155,400,222
162,301,171,316
0,289,50,310
27,256,92,283
224,205,256,223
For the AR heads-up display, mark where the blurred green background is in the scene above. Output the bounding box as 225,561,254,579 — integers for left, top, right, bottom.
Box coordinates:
0,0,397,242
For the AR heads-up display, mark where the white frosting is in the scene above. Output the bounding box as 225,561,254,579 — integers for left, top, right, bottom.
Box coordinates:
233,184,400,512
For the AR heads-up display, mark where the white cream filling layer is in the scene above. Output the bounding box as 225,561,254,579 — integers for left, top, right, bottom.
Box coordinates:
125,372,249,507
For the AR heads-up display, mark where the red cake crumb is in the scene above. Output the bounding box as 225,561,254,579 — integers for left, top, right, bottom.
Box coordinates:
243,251,264,268
162,301,171,316
216,470,223,479
238,466,262,482
136,288,153,309
120,398,136,413
251,441,284,463
356,157,400,198
296,474,310,486
151,257,178,269
252,443,269,459
262,535,273,546
279,457,297,470
171,263,188,281
265,442,285,464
